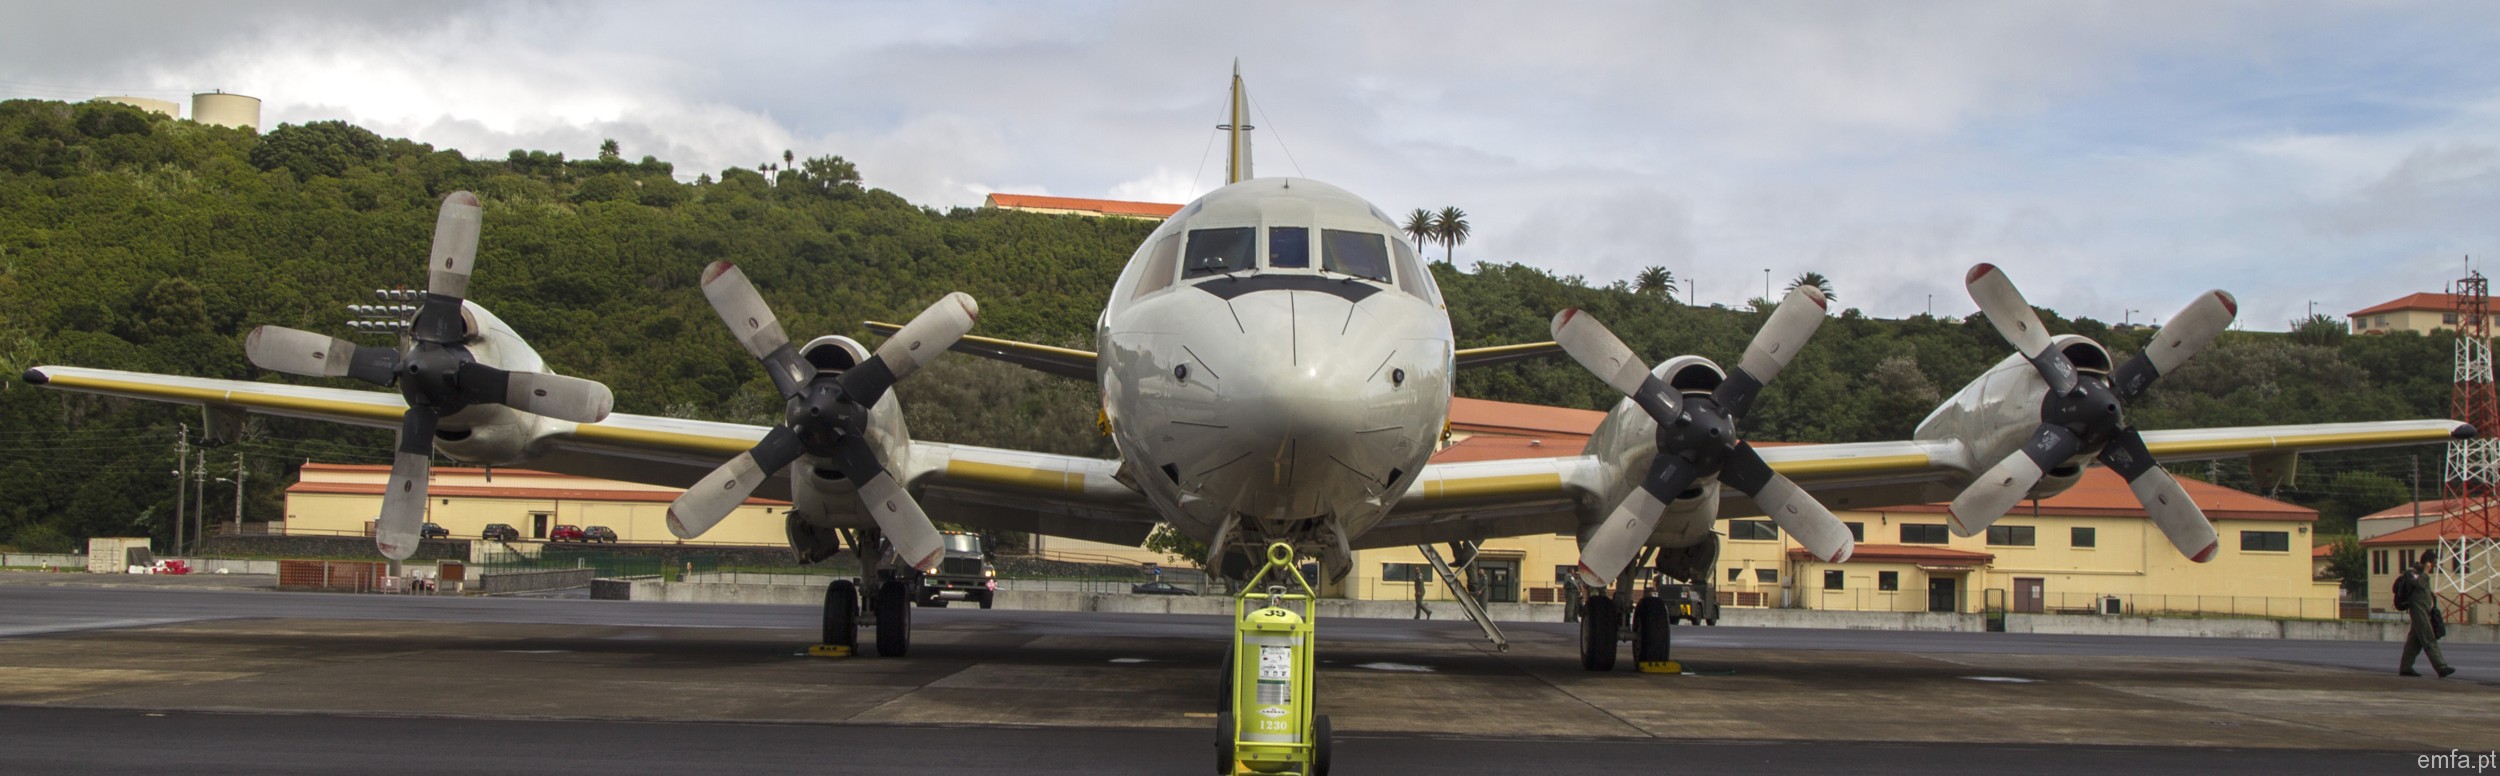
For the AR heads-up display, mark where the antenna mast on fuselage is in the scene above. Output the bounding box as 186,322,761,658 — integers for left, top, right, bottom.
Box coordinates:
1220,59,1254,184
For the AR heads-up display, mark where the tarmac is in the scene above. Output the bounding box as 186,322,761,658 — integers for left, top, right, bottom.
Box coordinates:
0,574,2492,774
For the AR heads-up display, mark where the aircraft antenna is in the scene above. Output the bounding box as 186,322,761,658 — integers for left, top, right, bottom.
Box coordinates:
2441,264,2499,624
1218,59,1254,184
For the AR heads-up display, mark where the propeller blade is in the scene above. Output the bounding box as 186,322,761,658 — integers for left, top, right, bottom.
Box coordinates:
1551,308,1681,420
2099,427,2219,562
1965,263,2078,397
376,410,437,561
453,362,614,424
836,438,947,573
667,425,806,539
1572,455,1702,588
840,292,980,404
1948,423,2083,536
245,326,399,384
1718,443,1854,563
700,262,811,398
1715,285,1829,416
426,191,482,300
2109,290,2237,402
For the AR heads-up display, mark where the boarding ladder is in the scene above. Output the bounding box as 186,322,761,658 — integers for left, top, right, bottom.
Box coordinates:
1417,543,1508,652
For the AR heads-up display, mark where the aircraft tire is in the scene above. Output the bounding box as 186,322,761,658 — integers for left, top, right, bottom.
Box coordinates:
823,579,859,649
874,579,911,657
1632,595,1671,665
1579,594,1619,671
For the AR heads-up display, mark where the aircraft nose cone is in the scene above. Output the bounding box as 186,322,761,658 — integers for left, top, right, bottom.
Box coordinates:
1200,290,1400,522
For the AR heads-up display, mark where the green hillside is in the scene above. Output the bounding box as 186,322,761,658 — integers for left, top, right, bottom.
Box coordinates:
0,99,2455,551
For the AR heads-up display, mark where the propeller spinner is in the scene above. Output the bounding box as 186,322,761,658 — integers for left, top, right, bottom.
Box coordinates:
663,261,976,574
1552,286,1855,589
243,192,615,561
1950,263,2236,561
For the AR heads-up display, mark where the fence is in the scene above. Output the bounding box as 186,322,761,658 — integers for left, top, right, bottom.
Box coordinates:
473,545,717,581
1786,586,2351,620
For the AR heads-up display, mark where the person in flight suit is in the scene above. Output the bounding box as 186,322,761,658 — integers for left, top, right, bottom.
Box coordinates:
2395,553,2455,678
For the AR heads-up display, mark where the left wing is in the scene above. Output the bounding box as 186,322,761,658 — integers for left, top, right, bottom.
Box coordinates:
25,365,1157,545
866,321,1559,379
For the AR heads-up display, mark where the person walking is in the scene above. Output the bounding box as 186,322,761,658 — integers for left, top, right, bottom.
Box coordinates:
2396,553,2456,678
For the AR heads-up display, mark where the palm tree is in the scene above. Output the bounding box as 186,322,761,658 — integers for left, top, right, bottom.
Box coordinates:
1430,206,1471,264
1402,208,1434,251
1634,266,1677,300
783,149,795,168
1786,271,1836,301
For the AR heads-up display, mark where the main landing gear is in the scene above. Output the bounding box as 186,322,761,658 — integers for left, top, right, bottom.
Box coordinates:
820,530,920,658
1579,592,1676,672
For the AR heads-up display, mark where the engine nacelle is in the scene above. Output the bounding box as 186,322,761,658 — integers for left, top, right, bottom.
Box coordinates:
1914,334,2114,500
431,302,569,465
778,335,916,536
1579,355,1731,552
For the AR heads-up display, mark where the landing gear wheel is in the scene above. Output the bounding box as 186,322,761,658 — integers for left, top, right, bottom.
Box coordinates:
1312,714,1334,776
1213,711,1235,775
822,579,859,649
1632,595,1671,667
874,579,912,657
1579,594,1619,671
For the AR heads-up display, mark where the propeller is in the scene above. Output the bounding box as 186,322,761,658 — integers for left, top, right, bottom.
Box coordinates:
1553,286,1855,589
243,192,615,561
664,261,976,573
1949,263,2235,561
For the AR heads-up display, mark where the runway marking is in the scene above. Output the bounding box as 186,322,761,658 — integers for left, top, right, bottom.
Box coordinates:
1961,676,2041,683
0,618,200,639
1355,662,1435,672
1108,658,1155,663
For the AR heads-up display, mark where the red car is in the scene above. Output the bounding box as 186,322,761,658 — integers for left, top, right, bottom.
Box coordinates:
548,524,586,542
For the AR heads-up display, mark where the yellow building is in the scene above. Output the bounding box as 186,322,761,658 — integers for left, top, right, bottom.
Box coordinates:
284,464,790,546
2348,292,2476,335
1342,398,2341,618
2362,514,2499,624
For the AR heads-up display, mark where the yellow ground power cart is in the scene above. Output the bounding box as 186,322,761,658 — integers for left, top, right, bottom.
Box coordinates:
1216,543,1331,775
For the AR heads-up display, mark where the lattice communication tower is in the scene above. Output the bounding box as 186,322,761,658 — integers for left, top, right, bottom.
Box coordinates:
2442,269,2499,623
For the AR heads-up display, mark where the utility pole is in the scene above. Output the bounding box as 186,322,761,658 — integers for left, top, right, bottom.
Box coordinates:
174,424,187,558
1762,268,1770,301
233,452,245,540
193,448,207,557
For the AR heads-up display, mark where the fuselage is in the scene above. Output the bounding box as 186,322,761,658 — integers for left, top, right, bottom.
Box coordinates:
1096,178,1454,564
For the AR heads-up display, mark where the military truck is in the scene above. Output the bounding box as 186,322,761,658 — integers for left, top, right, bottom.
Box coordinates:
912,530,996,609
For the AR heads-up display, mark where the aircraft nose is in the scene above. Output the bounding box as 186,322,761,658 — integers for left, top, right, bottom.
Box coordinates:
1199,289,1405,521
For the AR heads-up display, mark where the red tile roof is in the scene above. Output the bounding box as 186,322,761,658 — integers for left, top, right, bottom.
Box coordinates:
2348,292,2470,318
1428,435,1578,463
1880,466,2315,521
1787,544,1995,565
984,193,1183,218
1448,396,1604,439
2358,498,2466,521
2361,516,2500,546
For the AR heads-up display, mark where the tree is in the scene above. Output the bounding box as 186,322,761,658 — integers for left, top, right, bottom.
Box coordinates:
1142,523,1209,568
598,138,620,161
2289,313,2348,347
2325,534,2368,597
796,155,862,195
1787,271,1836,301
1634,266,1677,300
248,120,384,179
1430,206,1470,264
1402,208,1434,253
783,149,795,168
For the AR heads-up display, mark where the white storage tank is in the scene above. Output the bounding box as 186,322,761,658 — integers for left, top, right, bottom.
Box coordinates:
94,95,179,119
191,90,261,131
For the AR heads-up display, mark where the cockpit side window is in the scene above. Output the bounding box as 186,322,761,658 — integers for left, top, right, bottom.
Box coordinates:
1321,230,1391,283
1391,238,1436,302
1269,226,1310,269
1183,227,1256,278
1133,232,1182,298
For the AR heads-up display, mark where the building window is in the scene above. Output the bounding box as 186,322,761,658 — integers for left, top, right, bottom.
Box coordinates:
1901,524,1950,544
1845,522,1864,542
2376,316,2388,327
1823,570,1844,590
2373,550,2387,575
2401,549,2415,569
2071,526,2096,548
1382,563,1426,582
2445,312,2460,324
1728,519,1780,541
1755,568,1778,584
1879,571,1899,591
1727,567,1742,583
2239,531,2290,553
1987,525,2036,547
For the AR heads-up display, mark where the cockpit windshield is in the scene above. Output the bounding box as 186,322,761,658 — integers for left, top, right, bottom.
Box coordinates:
1183,227,1256,278
1321,229,1391,282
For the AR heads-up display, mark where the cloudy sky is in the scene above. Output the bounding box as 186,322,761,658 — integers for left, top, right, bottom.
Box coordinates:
7,1,2498,329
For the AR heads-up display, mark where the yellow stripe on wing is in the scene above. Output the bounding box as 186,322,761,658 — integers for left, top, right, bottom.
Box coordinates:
1423,473,1563,500
2146,428,2463,458
867,322,1098,361
1767,453,1936,478
41,374,405,424
944,459,1086,493
568,423,758,457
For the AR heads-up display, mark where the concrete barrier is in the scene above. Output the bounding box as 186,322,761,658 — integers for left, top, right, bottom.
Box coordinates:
2007,612,2500,643
475,569,594,594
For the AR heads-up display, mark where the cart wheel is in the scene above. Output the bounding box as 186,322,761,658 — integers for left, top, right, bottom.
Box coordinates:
1214,711,1235,775
1312,714,1333,776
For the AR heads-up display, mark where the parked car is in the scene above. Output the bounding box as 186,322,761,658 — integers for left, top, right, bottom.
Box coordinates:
548,524,586,542
582,525,617,543
420,522,450,539
481,523,519,542
1132,581,1198,596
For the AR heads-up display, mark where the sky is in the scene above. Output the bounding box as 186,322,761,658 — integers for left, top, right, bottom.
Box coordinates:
6,1,2498,330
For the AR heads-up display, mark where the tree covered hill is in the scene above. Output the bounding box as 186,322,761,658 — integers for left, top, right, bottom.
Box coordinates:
0,99,2455,550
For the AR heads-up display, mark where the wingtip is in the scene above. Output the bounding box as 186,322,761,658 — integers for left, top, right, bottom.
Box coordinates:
2455,423,2478,440
20,368,45,386
1966,263,1998,285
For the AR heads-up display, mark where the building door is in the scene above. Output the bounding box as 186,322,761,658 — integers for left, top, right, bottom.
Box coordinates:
531,512,551,539
1927,577,1957,613
2014,577,2044,614
1475,559,1519,603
